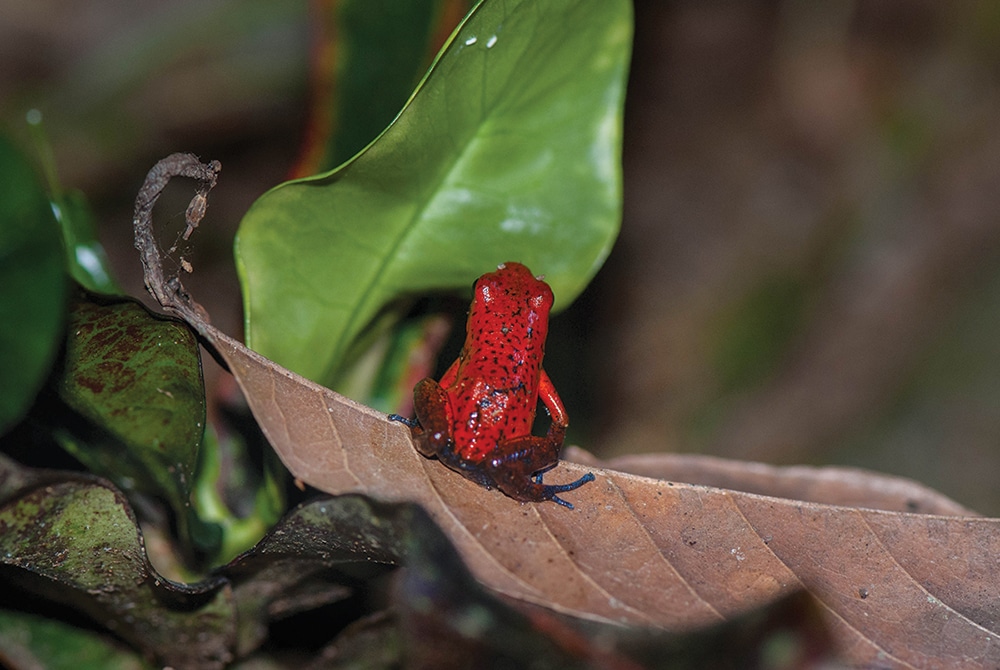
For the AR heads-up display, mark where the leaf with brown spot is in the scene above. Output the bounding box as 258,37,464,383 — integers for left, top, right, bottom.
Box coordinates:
135,155,1000,668
49,288,206,546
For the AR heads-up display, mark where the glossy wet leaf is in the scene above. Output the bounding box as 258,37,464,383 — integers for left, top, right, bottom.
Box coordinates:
0,136,67,434
26,109,119,295
52,190,119,294
53,290,206,537
237,0,632,387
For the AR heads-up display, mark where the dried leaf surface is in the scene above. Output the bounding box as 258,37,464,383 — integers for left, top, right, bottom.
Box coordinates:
568,448,977,516
133,155,999,667
191,320,1000,668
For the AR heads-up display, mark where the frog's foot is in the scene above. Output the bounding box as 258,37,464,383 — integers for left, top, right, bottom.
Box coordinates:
387,413,418,428
534,471,596,509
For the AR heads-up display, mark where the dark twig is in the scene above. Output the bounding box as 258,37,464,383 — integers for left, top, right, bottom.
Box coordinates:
132,153,221,324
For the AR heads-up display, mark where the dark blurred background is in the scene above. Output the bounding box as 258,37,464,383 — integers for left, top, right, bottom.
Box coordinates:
3,0,999,513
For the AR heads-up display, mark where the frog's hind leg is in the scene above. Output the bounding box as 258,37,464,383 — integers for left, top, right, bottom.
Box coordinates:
489,438,595,509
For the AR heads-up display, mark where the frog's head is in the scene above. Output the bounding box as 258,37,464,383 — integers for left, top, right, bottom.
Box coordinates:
474,262,554,316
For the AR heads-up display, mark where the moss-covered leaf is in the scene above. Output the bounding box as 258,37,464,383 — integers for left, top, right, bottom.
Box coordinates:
236,0,632,387
0,455,233,669
223,495,405,655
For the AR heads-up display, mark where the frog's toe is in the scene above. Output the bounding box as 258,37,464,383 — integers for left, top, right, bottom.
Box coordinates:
550,495,576,509
539,472,595,509
387,413,418,428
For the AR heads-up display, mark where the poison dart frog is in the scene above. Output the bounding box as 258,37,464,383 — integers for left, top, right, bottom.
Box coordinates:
390,262,594,509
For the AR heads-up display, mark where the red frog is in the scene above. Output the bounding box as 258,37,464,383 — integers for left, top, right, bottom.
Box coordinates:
390,262,594,509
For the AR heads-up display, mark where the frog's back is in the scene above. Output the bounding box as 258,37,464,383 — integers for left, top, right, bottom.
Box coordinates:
446,263,553,461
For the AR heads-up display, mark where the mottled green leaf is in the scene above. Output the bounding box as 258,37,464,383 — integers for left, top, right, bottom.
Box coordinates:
53,290,206,536
0,137,67,434
0,461,234,669
224,495,404,654
237,0,632,386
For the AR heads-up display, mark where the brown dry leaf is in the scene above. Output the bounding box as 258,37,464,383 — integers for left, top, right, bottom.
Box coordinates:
192,321,999,667
137,155,1000,668
566,447,977,516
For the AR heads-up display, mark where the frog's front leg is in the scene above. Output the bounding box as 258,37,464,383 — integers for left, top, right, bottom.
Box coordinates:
409,377,455,458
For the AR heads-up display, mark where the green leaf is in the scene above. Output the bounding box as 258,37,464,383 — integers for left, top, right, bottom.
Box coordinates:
52,290,207,544
237,0,632,386
0,610,151,670
0,136,67,435
296,0,476,174
192,423,283,565
0,462,234,668
53,190,120,294
223,494,407,656
26,108,120,294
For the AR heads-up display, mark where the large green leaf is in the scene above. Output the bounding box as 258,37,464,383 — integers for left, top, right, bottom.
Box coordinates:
237,0,632,386
0,137,67,434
